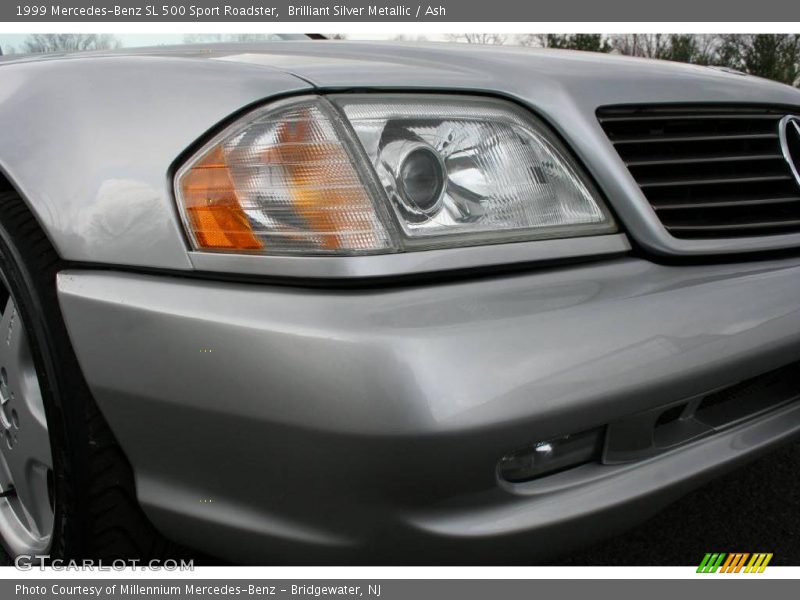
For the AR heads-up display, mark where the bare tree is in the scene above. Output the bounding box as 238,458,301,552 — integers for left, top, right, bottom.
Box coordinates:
447,33,799,87
520,34,610,52
514,34,543,47
23,34,120,54
183,34,287,44
661,34,718,65
609,34,671,59
392,34,429,42
446,33,507,45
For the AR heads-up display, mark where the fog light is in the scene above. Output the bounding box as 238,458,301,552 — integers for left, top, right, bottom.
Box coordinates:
498,429,604,483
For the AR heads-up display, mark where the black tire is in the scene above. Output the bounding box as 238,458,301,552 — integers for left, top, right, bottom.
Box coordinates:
0,190,176,561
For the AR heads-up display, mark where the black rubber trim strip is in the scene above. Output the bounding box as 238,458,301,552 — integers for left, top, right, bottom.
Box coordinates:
58,251,632,292
626,238,800,267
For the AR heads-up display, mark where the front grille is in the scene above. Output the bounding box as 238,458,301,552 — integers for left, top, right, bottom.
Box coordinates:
597,105,800,239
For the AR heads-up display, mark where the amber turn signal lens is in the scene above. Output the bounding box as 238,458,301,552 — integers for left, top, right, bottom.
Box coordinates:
180,147,262,250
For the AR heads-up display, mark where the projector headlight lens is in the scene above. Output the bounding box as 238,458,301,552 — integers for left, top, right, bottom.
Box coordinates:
382,140,447,218
335,94,615,249
175,94,615,256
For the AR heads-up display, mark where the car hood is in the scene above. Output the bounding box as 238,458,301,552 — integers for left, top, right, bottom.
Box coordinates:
175,41,800,107
19,40,800,106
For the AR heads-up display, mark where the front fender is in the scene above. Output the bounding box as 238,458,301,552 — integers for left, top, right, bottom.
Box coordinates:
0,55,311,268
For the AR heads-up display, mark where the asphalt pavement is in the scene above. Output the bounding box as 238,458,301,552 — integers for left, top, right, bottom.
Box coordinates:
552,440,800,566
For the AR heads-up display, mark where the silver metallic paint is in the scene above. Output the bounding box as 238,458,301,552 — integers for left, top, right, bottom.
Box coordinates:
188,234,631,278
408,399,800,561
0,54,311,270
57,256,800,562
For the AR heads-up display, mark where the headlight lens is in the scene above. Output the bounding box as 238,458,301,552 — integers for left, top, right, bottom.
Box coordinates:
175,95,615,255
337,95,614,248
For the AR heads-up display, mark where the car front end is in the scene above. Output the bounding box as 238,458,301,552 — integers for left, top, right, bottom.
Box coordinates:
2,41,800,563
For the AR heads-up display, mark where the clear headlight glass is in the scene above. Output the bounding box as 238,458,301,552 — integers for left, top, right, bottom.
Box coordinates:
335,95,615,248
174,94,615,256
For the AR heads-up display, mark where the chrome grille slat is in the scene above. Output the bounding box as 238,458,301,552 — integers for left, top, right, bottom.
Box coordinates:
598,104,800,240
667,219,800,234
654,197,800,210
626,154,784,167
598,113,784,123
611,133,778,144
639,174,794,188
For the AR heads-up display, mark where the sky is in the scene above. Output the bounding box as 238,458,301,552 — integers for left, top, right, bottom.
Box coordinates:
0,33,180,52
0,33,444,53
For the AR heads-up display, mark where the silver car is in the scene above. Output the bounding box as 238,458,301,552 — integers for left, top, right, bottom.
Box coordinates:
0,39,799,564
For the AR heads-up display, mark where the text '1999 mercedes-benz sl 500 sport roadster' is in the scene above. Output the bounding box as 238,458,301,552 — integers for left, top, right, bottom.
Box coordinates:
0,38,799,564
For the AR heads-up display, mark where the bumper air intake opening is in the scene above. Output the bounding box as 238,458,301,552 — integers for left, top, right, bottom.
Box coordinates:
604,360,800,464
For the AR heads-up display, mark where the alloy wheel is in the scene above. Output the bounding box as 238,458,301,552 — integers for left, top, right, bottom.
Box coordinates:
0,277,54,556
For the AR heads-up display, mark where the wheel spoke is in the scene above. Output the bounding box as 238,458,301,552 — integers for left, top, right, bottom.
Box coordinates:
1,409,53,538
10,463,53,539
0,297,25,371
0,295,14,330
15,389,53,470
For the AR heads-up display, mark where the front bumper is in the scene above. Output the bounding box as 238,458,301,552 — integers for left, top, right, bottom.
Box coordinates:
56,256,800,563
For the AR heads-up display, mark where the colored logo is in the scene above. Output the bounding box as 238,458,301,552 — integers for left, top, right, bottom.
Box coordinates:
697,552,773,573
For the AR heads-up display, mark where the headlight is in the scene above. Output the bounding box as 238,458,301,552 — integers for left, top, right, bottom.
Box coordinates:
175,95,615,255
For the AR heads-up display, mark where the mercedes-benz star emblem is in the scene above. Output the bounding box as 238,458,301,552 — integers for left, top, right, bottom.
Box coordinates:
779,115,800,188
